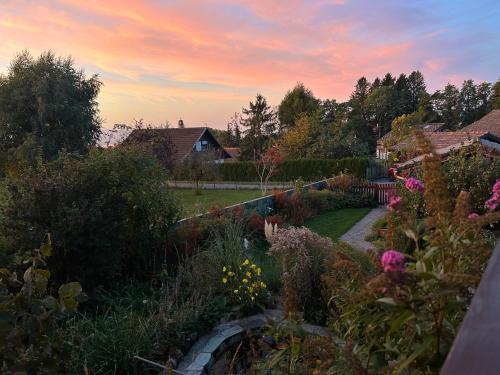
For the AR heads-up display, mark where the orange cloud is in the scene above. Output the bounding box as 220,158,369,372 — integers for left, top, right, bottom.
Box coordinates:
0,0,497,128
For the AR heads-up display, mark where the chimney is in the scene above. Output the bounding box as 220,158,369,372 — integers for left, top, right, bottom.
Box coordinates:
178,119,184,129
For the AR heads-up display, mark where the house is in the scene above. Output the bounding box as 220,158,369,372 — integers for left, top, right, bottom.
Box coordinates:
125,120,232,164
223,147,241,161
461,109,500,137
376,123,444,159
397,130,500,169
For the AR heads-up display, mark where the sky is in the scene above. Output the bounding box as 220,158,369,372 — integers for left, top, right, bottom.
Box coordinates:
0,0,499,130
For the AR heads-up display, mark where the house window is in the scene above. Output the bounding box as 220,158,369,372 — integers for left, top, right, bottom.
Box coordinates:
195,141,202,151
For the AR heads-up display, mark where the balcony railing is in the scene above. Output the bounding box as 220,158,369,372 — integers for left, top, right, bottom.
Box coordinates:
441,238,500,374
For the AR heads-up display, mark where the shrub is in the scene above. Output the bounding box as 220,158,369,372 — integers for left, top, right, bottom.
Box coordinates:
1,237,84,374
215,157,369,182
3,146,180,289
444,143,500,212
268,227,333,322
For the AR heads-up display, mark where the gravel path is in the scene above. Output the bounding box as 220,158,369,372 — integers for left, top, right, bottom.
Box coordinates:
340,206,387,252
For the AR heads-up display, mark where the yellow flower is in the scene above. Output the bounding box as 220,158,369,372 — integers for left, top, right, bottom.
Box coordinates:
233,289,239,294
256,267,262,276
228,271,235,277
260,281,267,288
251,264,257,269
246,271,251,278
222,266,227,272
222,277,227,284
243,259,250,266
242,278,248,284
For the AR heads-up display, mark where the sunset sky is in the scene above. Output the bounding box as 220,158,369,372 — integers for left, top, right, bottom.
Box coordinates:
1,0,499,129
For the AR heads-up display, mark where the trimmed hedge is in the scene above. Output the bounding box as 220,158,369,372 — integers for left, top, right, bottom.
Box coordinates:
215,158,369,182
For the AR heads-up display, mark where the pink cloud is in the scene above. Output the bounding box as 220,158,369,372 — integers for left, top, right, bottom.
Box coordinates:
0,0,497,128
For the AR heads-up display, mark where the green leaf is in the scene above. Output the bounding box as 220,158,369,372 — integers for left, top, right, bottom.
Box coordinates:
394,336,434,374
40,242,52,257
58,281,82,298
387,310,414,337
404,229,417,242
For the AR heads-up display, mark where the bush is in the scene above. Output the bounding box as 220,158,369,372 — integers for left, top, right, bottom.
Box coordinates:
1,237,84,374
444,143,500,212
268,227,333,322
3,146,180,289
215,157,369,182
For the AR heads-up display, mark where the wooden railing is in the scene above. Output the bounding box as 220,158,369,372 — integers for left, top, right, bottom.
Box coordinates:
441,238,500,375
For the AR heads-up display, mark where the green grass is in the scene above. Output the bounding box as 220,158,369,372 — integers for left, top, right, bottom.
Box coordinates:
173,188,263,217
304,207,372,241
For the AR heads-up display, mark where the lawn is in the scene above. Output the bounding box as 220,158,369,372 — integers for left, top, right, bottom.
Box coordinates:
304,207,372,241
174,188,263,217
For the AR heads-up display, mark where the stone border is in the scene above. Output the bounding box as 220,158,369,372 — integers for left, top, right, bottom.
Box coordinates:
176,309,337,375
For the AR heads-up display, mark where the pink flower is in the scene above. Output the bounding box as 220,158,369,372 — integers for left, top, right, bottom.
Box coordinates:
381,250,405,272
387,195,402,211
468,212,479,220
493,180,500,194
405,177,424,193
486,193,499,211
388,167,397,177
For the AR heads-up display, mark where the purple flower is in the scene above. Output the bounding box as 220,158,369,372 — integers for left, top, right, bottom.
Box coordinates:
405,177,424,193
468,212,479,220
381,250,405,272
493,180,500,194
387,195,402,211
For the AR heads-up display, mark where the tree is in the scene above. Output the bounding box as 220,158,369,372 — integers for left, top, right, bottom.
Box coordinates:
381,73,395,86
433,83,461,129
365,86,397,138
491,79,500,110
174,151,220,195
256,147,283,195
407,71,426,112
350,77,370,105
278,83,320,130
240,94,276,160
459,79,479,125
0,51,102,166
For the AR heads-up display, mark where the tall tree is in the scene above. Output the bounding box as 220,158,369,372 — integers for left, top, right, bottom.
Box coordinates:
491,79,500,110
407,71,426,112
0,50,102,166
240,94,276,160
365,86,397,138
381,73,395,86
476,81,492,119
278,83,320,130
459,79,479,125
351,77,371,105
433,83,461,129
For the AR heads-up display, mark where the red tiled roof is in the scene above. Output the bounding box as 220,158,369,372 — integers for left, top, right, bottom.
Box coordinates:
394,130,488,151
462,110,500,137
127,127,213,161
378,123,444,144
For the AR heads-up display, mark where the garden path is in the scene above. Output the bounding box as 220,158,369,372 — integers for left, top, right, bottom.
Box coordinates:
339,206,387,252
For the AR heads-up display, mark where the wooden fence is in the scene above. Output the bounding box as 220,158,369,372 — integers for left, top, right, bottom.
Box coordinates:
350,182,397,205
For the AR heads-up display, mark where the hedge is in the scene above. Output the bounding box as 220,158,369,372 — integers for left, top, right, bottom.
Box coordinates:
214,158,369,182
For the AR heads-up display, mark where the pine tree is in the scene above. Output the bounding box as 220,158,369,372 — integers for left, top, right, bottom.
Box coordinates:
407,71,426,112
240,94,276,160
